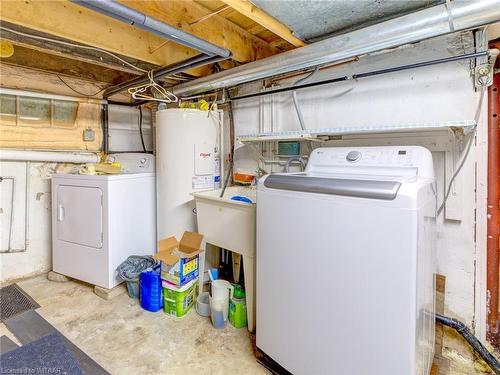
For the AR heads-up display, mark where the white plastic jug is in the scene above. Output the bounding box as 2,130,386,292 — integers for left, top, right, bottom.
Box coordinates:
210,280,233,329
212,280,234,300
210,296,229,329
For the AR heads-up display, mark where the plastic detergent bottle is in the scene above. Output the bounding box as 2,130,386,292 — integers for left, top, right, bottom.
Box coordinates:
229,284,247,328
140,267,162,312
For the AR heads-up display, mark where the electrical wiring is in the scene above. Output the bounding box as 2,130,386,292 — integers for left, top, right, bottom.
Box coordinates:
56,75,107,97
292,67,320,130
437,87,486,215
138,106,147,153
0,25,147,73
127,70,178,103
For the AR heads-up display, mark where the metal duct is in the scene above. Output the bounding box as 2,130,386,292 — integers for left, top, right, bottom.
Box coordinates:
172,0,500,95
72,0,232,58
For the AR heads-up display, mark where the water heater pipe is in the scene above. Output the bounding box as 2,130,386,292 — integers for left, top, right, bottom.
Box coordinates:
0,150,99,163
172,0,500,95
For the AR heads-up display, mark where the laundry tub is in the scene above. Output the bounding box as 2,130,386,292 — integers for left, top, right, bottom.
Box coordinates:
193,186,256,332
193,186,256,254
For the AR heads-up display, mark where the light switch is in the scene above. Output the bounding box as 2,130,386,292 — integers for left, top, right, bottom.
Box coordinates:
83,128,95,142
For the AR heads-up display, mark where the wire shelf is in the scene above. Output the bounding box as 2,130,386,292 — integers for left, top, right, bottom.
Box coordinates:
236,120,476,143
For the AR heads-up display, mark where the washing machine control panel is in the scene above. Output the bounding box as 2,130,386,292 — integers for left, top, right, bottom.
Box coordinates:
346,151,362,162
107,153,155,173
307,146,434,179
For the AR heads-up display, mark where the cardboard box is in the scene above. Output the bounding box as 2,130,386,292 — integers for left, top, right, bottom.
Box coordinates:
154,231,203,286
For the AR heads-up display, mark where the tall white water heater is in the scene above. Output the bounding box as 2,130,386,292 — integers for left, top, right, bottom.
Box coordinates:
156,108,221,239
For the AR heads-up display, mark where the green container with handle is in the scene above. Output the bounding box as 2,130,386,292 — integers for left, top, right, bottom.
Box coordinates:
229,284,247,328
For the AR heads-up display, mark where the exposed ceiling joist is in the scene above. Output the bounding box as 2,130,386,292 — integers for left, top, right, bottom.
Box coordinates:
0,44,135,85
219,0,306,47
0,1,197,68
0,63,123,99
0,0,279,75
0,22,157,75
119,0,280,62
246,24,267,35
188,5,231,26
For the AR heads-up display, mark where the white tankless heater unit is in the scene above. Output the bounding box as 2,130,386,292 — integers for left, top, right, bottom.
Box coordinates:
257,146,436,375
155,108,221,239
52,153,156,289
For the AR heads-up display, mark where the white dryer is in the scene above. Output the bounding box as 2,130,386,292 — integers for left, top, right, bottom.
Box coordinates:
257,146,436,375
51,153,156,289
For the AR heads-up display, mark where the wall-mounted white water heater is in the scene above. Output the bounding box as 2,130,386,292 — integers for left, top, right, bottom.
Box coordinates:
156,108,222,240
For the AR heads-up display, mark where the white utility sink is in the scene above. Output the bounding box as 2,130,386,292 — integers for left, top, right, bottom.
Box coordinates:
193,186,256,257
193,186,256,332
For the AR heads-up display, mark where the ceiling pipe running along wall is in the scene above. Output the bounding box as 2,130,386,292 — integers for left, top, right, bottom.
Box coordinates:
0,150,99,163
172,0,500,96
71,0,232,59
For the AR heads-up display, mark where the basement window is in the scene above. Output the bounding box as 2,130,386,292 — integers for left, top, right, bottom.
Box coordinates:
0,94,79,128
19,97,51,126
0,94,17,125
52,100,78,128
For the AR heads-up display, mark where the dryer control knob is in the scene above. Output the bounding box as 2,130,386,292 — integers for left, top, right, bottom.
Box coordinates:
346,151,361,162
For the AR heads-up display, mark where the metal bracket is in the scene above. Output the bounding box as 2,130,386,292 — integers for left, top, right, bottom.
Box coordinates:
474,49,499,88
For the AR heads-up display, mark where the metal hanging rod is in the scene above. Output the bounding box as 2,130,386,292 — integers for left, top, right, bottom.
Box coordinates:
228,50,490,101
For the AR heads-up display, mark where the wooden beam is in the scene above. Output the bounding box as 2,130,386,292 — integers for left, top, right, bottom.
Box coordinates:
0,22,158,75
188,5,231,26
0,1,196,67
1,25,214,81
120,0,279,62
0,63,129,102
246,24,267,35
0,0,278,68
219,0,306,47
1,44,136,85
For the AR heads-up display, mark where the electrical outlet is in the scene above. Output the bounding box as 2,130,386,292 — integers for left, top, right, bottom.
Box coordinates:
83,128,95,142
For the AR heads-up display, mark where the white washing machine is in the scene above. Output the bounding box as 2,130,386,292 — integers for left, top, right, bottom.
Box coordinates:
52,153,156,289
257,146,436,375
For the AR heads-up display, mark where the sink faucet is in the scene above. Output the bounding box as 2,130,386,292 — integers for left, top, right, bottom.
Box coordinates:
284,156,307,173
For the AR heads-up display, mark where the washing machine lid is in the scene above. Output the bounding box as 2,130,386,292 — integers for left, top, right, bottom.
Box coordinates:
263,146,434,200
264,174,401,200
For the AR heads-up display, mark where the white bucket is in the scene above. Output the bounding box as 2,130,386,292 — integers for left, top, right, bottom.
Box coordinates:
196,292,211,317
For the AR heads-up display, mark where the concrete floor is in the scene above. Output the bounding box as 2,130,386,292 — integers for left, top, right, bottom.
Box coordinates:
1,274,494,375
1,275,268,375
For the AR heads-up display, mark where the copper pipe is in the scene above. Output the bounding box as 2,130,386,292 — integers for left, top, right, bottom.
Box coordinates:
487,41,500,348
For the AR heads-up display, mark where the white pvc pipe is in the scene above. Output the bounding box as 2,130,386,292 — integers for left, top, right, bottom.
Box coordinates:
0,149,99,163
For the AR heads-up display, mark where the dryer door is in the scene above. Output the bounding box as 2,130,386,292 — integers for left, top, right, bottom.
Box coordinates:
56,185,103,249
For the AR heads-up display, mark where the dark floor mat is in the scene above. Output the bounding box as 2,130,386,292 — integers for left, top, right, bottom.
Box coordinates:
0,283,40,322
0,331,84,375
4,310,110,375
0,335,18,354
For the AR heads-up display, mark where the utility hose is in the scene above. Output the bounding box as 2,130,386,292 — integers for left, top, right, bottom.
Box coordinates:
436,313,500,374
